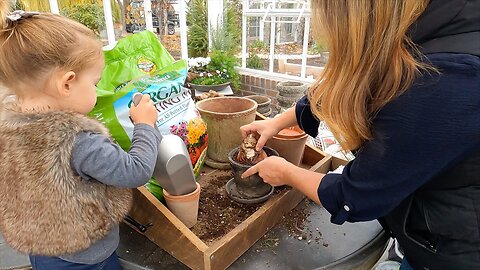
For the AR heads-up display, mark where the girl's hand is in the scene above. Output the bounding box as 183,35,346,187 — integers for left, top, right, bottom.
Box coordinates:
241,156,294,186
129,94,158,127
240,119,282,151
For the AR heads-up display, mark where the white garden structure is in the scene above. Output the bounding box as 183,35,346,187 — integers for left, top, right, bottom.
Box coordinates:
45,0,317,82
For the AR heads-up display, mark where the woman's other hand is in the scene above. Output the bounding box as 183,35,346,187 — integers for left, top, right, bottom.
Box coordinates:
241,156,293,186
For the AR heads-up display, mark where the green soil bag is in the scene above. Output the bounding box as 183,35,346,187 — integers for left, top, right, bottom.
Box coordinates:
90,31,207,201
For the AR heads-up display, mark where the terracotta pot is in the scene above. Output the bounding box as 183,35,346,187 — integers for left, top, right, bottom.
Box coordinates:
245,95,272,115
196,97,257,163
266,126,308,166
163,182,201,228
228,146,278,198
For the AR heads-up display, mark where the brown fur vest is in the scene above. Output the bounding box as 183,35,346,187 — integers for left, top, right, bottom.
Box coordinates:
0,110,132,256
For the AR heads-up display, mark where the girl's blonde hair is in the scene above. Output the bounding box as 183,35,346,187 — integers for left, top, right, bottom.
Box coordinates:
0,1,102,91
308,0,431,151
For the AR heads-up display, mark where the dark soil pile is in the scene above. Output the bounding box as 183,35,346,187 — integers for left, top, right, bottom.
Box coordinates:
190,171,288,244
191,171,260,244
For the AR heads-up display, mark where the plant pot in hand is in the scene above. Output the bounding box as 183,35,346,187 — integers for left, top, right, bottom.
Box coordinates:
266,126,308,166
228,146,279,198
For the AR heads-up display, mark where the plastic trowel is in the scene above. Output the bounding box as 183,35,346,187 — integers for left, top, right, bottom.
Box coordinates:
132,93,198,196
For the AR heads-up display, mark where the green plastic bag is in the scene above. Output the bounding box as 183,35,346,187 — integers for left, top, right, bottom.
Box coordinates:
98,30,174,93
91,31,207,201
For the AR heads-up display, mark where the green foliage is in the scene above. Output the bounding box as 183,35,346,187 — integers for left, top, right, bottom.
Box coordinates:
189,50,241,90
309,39,328,54
62,4,105,35
191,72,231,86
112,0,121,24
210,0,242,54
208,50,240,89
249,39,268,54
210,21,236,53
246,53,264,69
19,0,50,11
187,0,208,58
12,0,26,10
223,0,242,53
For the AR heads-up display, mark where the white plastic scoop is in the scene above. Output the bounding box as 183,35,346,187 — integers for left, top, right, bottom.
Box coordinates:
132,93,197,196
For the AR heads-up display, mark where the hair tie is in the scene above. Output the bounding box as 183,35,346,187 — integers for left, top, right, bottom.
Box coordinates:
6,10,40,22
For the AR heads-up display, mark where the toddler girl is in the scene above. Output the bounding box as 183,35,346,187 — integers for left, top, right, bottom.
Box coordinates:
0,3,160,270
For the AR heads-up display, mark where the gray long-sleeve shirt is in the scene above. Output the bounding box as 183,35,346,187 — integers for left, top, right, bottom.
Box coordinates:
60,124,161,264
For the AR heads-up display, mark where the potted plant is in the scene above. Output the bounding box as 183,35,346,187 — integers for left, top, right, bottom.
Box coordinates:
226,134,278,204
187,50,240,93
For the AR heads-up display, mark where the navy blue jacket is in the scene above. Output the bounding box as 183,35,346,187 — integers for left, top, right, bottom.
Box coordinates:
296,53,480,225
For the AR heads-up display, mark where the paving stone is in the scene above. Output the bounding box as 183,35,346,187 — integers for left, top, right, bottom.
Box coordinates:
0,237,30,270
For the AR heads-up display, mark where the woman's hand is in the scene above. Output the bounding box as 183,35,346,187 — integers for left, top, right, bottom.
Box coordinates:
240,107,299,150
129,94,158,127
241,156,294,186
240,119,282,151
242,155,324,205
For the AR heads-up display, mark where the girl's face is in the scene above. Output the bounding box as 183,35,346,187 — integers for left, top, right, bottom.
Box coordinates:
65,55,104,114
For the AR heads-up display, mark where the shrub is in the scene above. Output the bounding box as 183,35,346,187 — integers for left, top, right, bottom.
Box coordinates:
189,50,240,90
12,0,25,10
223,0,242,52
63,4,105,35
187,0,208,57
210,21,236,53
208,50,240,89
112,0,121,24
249,39,268,54
246,53,264,69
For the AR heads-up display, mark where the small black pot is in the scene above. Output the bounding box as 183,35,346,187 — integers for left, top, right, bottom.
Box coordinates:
228,146,279,198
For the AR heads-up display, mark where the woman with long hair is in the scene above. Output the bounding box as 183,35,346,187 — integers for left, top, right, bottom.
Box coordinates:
241,0,480,268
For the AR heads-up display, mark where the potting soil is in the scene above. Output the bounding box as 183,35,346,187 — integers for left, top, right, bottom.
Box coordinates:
190,170,287,244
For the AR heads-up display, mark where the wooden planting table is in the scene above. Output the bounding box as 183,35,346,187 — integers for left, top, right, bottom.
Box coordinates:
126,141,343,270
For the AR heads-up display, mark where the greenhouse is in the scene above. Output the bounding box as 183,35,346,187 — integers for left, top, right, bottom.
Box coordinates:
1,0,479,269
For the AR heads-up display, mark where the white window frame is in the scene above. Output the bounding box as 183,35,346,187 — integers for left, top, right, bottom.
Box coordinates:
241,0,316,81
48,0,188,59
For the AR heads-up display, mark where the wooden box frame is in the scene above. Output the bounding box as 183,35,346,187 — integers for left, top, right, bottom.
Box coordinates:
126,115,344,270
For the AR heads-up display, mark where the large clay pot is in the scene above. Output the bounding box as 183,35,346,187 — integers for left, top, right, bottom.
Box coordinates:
266,126,308,166
196,97,257,163
228,146,278,198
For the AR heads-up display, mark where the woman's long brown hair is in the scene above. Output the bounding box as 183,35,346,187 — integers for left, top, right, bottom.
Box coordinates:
308,0,431,150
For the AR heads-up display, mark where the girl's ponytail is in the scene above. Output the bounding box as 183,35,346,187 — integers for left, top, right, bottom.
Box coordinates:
0,0,11,30
0,3,101,92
